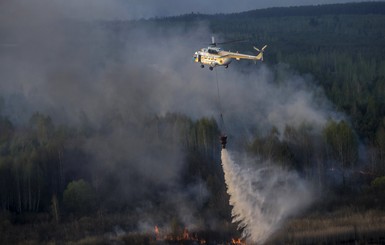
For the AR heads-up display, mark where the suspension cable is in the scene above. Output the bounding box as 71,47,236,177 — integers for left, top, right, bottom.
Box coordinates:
215,69,226,133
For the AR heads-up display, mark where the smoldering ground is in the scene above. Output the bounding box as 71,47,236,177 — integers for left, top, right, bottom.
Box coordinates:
1,0,342,239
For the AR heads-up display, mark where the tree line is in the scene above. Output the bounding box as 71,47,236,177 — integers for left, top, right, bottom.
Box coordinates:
156,1,385,169
1,109,381,217
0,112,232,223
1,2,385,242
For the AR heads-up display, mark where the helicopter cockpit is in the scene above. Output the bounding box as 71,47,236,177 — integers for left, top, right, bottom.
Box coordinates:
207,47,220,54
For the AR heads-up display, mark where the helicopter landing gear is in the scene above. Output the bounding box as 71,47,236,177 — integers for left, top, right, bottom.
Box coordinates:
200,64,204,68
209,67,214,71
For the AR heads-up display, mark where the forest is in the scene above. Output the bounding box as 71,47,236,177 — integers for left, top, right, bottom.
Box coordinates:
1,2,385,244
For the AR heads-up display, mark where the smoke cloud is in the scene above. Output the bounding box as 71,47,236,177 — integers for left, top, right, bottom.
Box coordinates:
0,0,342,238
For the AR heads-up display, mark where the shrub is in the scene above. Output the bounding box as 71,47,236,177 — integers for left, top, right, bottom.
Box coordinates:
371,176,385,189
63,179,96,215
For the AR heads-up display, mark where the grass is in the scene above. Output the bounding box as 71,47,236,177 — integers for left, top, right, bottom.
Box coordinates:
268,208,385,244
3,207,385,244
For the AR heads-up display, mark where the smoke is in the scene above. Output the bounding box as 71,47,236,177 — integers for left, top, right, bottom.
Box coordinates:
0,0,342,236
0,0,340,130
221,149,313,243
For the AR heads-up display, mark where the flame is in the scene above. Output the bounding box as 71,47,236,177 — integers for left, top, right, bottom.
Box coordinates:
183,228,189,239
154,225,160,240
181,228,206,244
232,238,246,245
152,225,213,244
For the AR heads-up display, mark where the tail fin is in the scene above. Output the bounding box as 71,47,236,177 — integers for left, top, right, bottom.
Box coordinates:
253,45,267,61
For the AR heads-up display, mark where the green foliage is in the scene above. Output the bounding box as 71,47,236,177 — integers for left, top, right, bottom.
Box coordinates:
283,124,316,170
371,176,385,189
249,127,294,167
369,176,385,206
323,120,358,168
29,112,54,146
0,112,73,213
0,117,14,145
63,180,96,215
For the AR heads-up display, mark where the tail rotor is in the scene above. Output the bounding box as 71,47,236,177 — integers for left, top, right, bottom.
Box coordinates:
253,45,267,61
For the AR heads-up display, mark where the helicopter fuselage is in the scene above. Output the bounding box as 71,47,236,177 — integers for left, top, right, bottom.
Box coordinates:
193,45,265,70
193,47,232,69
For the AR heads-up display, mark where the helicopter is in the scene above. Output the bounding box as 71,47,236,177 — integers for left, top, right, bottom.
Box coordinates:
193,37,267,70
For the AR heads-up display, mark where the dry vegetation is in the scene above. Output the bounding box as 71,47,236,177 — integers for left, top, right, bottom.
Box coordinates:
2,208,385,244
268,208,385,244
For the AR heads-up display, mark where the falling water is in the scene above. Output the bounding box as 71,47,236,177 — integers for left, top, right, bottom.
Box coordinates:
221,149,313,244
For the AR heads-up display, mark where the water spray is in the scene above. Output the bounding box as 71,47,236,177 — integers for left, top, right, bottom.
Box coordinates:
221,149,313,244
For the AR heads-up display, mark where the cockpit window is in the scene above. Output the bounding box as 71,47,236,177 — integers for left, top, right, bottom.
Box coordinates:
208,49,218,54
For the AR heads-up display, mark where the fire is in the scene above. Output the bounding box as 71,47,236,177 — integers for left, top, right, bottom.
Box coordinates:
153,225,207,244
183,228,189,239
232,238,246,245
154,225,160,240
178,228,203,243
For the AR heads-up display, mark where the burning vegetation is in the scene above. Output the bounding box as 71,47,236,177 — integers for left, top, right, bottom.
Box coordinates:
115,225,246,245
151,225,246,245
154,226,207,244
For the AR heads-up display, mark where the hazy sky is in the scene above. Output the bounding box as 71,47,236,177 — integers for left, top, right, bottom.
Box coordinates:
50,0,376,20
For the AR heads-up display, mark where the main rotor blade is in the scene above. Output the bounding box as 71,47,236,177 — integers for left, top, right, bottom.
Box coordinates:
261,45,268,51
216,38,249,45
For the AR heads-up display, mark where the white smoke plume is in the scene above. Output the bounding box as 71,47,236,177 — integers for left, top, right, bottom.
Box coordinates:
0,0,341,236
221,149,313,244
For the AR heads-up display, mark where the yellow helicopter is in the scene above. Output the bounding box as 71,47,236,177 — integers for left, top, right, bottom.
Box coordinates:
193,37,267,70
